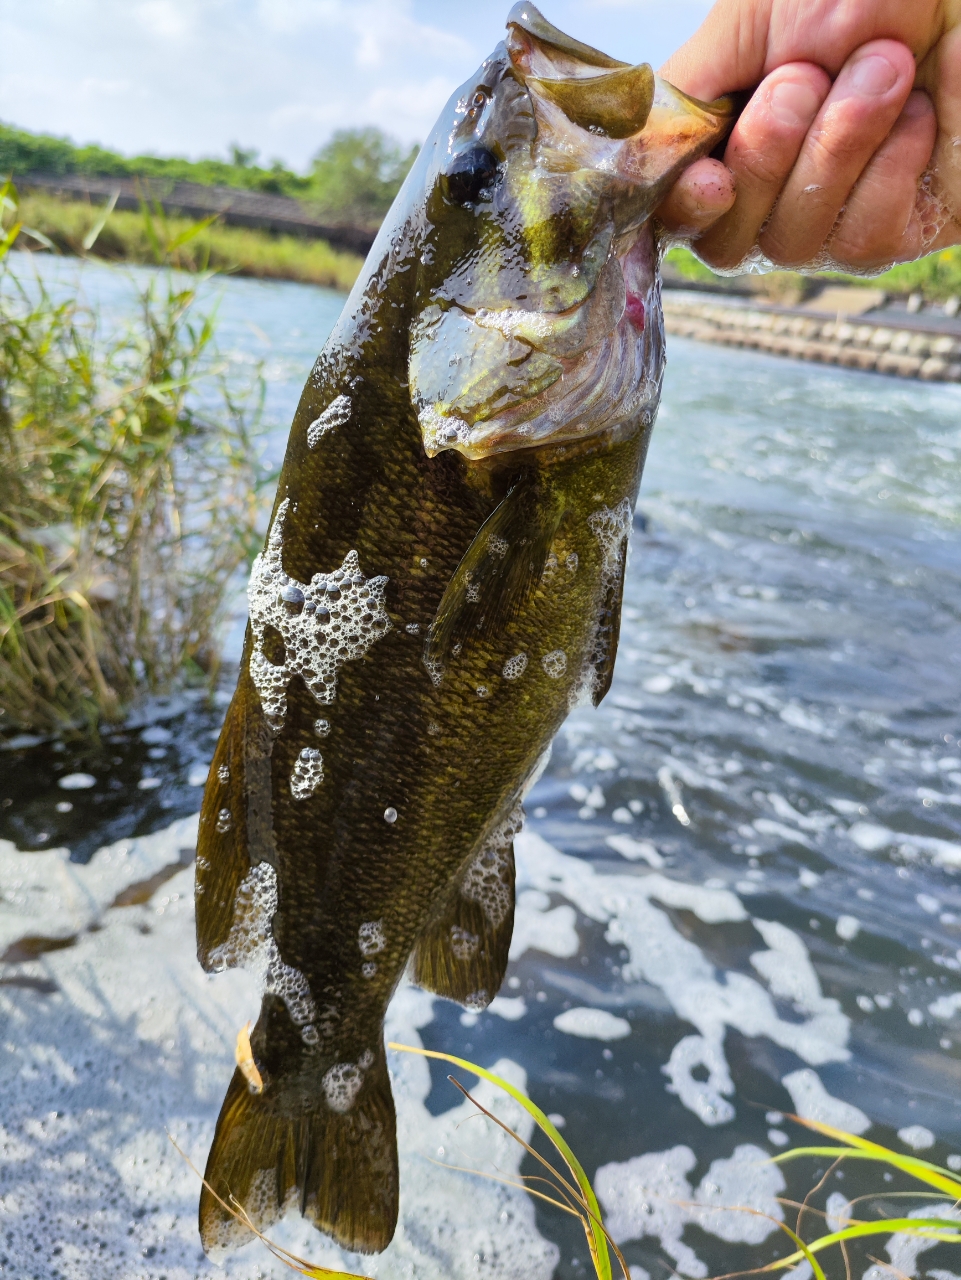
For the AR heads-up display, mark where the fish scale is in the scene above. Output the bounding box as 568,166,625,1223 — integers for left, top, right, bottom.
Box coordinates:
194,1,734,1260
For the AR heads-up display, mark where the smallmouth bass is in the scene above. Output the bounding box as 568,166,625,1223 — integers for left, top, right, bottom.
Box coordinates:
196,2,733,1259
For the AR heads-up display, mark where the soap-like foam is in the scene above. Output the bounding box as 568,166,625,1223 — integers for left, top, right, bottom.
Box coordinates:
247,499,390,730
595,1143,784,1279
208,861,318,1040
514,831,852,1128
290,747,324,800
462,804,524,927
322,1059,367,1113
306,394,351,448
541,649,567,679
502,652,527,679
358,920,386,956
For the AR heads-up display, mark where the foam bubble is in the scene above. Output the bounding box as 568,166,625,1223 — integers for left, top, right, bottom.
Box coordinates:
306,394,351,448
216,808,233,833
217,763,230,782
462,804,524,927
358,920,386,956
247,499,390,731
553,1007,631,1040
208,861,318,1037
503,652,528,680
515,832,851,1127
541,649,568,679
290,747,324,800
322,1060,366,1113
596,1143,784,1279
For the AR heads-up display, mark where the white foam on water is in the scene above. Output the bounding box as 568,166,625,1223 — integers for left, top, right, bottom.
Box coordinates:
0,814,559,1280
595,1142,784,1279
847,821,961,867
514,832,852,1126
605,834,664,867
553,1007,631,1040
780,1068,870,1134
898,1123,936,1151
0,813,198,952
929,992,961,1019
864,1204,961,1280
487,995,527,1020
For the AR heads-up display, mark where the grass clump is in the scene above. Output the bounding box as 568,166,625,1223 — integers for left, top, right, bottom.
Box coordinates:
15,191,364,292
0,182,270,737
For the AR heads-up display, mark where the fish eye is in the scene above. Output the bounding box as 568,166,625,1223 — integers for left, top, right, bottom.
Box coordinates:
443,147,499,206
467,89,489,122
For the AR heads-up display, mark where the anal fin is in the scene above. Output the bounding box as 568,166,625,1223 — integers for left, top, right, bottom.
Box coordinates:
412,808,520,1009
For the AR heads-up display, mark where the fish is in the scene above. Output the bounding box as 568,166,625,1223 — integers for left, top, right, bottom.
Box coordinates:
195,2,733,1260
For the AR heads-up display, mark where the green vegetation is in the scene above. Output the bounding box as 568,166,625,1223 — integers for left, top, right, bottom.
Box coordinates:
0,182,271,737
15,190,364,291
306,127,418,225
666,244,961,303
0,119,417,222
0,118,310,197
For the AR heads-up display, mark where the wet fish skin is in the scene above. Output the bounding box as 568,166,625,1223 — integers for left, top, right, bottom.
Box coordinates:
195,3,733,1260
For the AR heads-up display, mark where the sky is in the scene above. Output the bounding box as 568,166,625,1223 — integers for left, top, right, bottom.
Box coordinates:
0,0,715,171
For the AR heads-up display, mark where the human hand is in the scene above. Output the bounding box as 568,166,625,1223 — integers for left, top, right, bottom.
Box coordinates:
655,0,961,273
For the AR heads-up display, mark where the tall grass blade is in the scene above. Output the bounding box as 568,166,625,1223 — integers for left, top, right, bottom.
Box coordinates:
388,1042,615,1280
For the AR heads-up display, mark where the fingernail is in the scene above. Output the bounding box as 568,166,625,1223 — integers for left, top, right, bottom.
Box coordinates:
847,53,899,97
768,79,822,129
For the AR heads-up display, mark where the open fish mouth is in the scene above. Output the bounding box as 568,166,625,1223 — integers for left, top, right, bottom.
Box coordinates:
412,235,659,459
408,2,734,462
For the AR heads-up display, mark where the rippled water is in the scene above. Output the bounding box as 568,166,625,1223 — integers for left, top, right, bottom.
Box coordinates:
2,256,961,1280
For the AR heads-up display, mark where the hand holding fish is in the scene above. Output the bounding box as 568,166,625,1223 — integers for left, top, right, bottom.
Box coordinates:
657,0,961,272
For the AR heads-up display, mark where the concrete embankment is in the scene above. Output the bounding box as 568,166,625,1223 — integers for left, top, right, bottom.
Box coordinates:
663,289,961,383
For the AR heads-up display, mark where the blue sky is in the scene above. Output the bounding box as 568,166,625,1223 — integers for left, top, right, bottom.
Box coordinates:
0,1,715,170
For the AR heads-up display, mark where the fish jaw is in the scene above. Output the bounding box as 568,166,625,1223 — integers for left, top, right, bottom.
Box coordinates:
407,4,733,463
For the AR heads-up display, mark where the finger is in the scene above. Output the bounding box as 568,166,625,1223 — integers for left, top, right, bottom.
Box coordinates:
759,40,917,267
655,158,736,236
829,91,937,269
692,63,831,271
919,24,961,251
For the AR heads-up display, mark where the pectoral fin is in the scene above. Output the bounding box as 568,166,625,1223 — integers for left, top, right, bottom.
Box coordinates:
425,477,563,670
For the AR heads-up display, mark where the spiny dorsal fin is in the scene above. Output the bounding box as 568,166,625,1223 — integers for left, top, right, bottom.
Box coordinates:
424,477,564,670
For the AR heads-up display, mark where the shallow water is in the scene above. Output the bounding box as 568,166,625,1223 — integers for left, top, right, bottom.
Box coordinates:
2,255,961,1280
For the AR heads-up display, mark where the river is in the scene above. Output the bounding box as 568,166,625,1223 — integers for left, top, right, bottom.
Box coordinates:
1,252,960,1280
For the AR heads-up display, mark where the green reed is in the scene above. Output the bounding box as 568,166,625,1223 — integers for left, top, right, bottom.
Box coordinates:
0,179,271,736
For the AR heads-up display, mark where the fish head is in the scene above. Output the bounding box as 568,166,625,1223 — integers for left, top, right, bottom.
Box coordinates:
408,3,734,461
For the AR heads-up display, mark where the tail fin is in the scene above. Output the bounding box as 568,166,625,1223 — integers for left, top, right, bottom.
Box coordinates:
200,1023,398,1258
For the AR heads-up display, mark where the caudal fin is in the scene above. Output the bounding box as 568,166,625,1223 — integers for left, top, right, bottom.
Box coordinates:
200,1035,398,1258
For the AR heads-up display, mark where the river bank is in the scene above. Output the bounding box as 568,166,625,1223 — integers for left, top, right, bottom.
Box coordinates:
663,286,961,383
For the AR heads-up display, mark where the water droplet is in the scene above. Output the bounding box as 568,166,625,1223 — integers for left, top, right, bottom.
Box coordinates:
384,806,398,824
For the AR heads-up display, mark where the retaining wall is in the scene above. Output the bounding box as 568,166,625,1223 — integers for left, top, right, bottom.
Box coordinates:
663,293,961,382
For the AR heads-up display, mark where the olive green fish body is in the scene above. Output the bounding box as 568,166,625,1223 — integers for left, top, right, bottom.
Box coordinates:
196,3,733,1259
